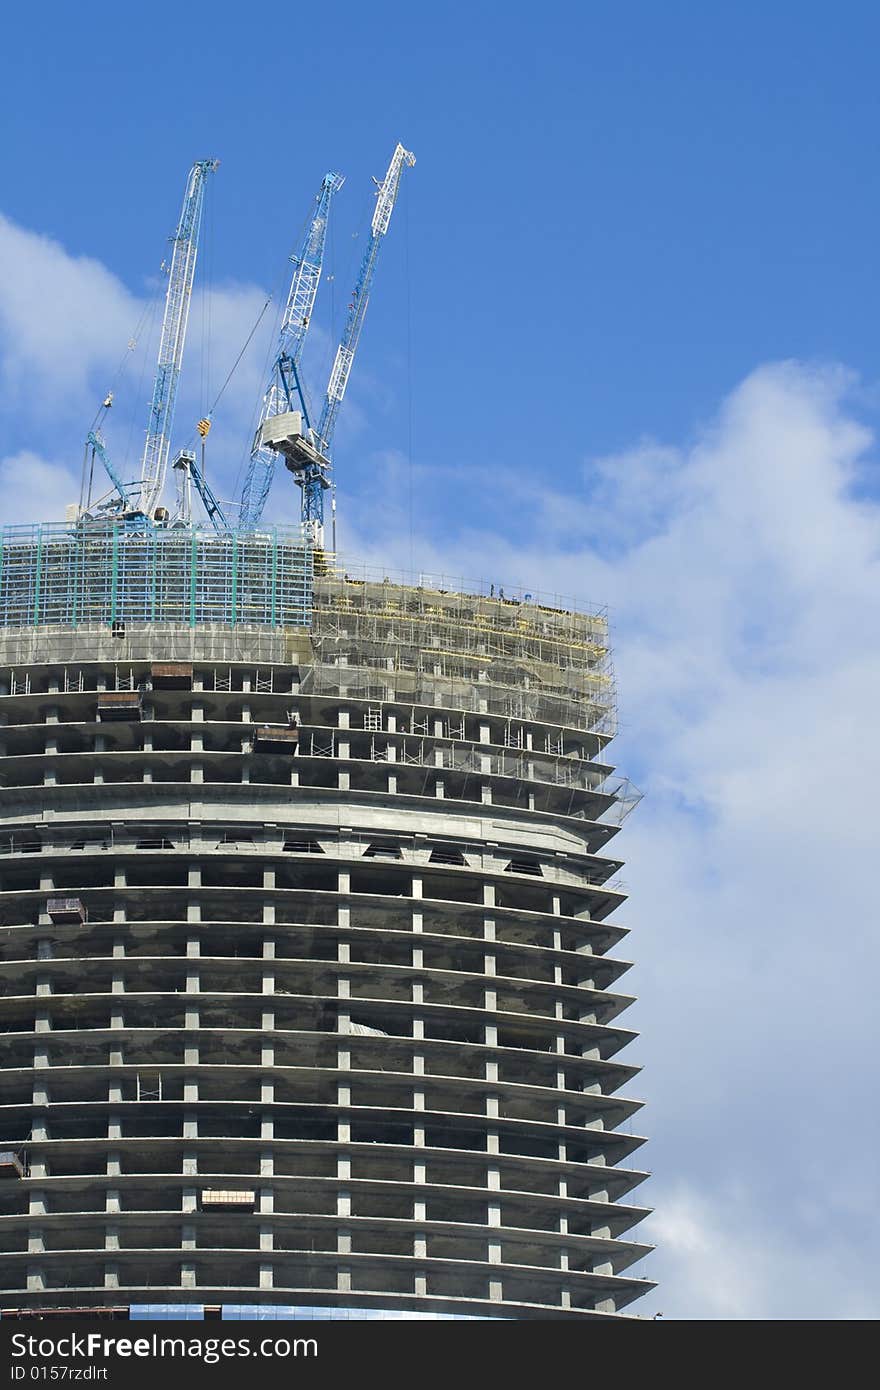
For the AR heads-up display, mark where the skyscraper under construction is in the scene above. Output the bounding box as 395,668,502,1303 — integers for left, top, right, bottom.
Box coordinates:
0,150,653,1321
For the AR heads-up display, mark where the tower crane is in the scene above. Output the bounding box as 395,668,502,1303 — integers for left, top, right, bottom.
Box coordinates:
239,172,344,531
81,159,218,525
139,158,218,516
255,143,414,548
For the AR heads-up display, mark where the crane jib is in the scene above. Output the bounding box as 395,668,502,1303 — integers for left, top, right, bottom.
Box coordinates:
301,143,415,547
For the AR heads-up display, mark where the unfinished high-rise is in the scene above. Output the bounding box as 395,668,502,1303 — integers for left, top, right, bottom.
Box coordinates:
0,522,653,1319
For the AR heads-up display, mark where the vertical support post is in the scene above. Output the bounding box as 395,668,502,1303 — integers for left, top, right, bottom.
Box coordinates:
71,530,79,628
270,530,278,628
109,524,119,627
33,525,43,625
150,529,158,623
189,530,197,627
231,532,239,626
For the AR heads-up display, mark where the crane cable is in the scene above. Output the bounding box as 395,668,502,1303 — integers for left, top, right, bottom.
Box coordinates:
177,291,274,462
121,292,161,471
79,285,163,511
86,291,159,436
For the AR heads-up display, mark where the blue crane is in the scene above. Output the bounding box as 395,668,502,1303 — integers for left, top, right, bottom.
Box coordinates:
256,143,414,548
81,159,217,525
239,172,344,531
84,429,140,517
306,143,415,545
172,448,230,530
139,159,218,516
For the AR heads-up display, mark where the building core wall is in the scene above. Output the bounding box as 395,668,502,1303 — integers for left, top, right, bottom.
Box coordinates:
0,571,652,1319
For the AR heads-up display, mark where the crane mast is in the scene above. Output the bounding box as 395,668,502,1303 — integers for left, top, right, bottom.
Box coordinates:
294,143,415,547
239,172,344,531
139,158,218,516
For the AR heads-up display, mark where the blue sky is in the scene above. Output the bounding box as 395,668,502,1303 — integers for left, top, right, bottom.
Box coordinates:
5,1,880,508
2,1,880,1319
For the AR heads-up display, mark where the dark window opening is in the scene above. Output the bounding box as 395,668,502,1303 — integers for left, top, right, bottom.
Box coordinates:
363,841,402,859
429,845,466,866
505,857,543,877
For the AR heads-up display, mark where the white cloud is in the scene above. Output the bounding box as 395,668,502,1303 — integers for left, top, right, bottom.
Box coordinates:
0,450,82,526
645,1183,879,1320
0,214,138,406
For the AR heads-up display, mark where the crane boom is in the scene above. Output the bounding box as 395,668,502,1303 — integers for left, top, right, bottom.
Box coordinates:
85,431,138,515
139,158,218,516
173,450,230,531
239,172,344,531
317,144,415,452
298,143,414,544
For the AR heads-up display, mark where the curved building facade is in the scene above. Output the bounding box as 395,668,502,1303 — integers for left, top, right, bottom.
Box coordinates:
0,541,653,1319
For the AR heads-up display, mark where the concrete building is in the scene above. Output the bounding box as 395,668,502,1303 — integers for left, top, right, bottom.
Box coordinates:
0,522,653,1319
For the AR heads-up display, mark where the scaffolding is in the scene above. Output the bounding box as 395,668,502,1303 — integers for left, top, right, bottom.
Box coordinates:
307,570,617,737
0,526,616,733
0,523,313,631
